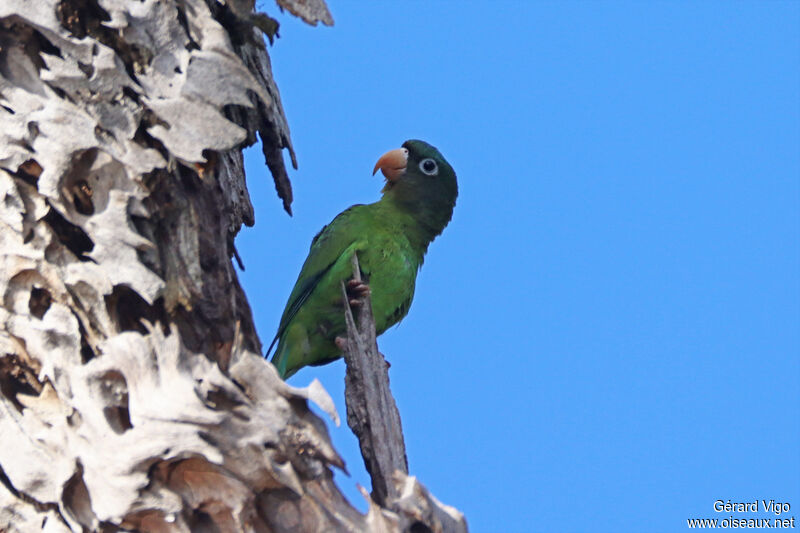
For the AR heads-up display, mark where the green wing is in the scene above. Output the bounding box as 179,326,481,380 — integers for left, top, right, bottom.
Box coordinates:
267,205,367,356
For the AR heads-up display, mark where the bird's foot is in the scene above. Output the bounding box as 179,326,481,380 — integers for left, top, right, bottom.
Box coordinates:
346,279,370,307
335,336,347,350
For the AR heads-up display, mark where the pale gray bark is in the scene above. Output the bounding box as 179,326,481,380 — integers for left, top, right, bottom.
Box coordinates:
0,1,464,532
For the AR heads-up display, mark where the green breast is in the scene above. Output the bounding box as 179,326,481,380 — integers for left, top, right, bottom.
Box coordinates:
273,203,423,376
359,228,419,334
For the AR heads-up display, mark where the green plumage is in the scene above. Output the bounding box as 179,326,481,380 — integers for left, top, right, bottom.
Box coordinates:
269,140,458,378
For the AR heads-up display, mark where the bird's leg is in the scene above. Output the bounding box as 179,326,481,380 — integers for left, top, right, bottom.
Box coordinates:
345,278,370,307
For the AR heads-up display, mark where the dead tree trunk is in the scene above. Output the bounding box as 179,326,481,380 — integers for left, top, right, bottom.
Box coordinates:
0,1,465,531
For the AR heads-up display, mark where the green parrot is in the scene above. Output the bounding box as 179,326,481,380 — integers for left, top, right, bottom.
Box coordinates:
268,139,458,378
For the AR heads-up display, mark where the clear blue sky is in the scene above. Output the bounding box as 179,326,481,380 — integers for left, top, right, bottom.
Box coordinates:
238,2,800,531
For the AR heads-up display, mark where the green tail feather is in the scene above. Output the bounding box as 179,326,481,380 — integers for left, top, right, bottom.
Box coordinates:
270,341,293,379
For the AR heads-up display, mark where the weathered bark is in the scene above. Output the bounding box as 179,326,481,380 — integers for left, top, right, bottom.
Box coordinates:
341,254,467,533
340,253,409,506
0,1,464,532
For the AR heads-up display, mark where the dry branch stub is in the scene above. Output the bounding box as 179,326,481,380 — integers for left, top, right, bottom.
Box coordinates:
340,254,468,533
341,253,408,506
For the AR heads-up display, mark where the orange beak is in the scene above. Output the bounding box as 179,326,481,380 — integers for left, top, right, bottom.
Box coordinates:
372,147,408,187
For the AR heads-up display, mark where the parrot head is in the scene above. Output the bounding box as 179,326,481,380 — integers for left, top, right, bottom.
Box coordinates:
372,139,458,236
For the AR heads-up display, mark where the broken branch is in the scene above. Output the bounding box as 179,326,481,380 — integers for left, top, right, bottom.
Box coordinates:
340,252,408,506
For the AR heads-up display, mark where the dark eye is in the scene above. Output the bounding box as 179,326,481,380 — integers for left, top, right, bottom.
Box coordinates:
419,158,438,176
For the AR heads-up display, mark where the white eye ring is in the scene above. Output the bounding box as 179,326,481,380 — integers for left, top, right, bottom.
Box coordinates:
419,158,438,176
